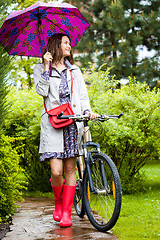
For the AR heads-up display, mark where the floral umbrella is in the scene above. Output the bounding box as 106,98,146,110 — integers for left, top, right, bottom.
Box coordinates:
0,1,90,57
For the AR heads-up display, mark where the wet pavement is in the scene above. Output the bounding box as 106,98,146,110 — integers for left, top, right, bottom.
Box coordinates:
3,197,118,240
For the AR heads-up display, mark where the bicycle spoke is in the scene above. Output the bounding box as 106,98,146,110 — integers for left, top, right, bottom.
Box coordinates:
83,153,122,232
73,158,85,218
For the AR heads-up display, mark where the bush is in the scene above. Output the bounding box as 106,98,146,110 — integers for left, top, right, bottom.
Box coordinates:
86,70,160,193
0,135,25,222
22,137,51,192
4,87,51,192
4,69,160,194
0,43,24,222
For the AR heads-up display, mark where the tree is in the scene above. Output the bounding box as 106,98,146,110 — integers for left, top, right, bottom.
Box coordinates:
2,0,159,86
85,67,160,193
67,0,160,85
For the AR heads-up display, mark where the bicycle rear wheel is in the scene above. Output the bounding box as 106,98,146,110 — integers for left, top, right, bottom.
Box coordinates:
83,153,122,232
73,157,85,218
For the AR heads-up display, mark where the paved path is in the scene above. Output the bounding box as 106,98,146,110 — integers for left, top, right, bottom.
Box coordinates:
3,197,118,240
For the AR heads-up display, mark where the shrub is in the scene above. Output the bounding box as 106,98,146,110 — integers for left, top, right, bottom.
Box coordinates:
0,135,25,222
86,70,160,193
22,137,51,192
4,69,160,194
0,43,24,222
4,87,51,192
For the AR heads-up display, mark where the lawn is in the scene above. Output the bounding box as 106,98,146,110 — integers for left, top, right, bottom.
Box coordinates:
112,162,160,240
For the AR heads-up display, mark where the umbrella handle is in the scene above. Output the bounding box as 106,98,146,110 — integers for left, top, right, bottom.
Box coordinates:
49,61,52,77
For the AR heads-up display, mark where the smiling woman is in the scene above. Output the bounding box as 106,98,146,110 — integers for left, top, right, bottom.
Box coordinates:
34,33,98,228
61,36,71,58
42,34,74,72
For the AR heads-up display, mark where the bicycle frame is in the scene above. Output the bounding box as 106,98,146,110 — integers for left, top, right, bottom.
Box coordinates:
79,120,108,194
57,111,123,195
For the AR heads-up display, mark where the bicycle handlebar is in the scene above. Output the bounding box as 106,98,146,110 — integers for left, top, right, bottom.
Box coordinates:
57,112,124,122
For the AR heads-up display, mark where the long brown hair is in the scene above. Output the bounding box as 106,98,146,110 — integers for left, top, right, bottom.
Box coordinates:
42,33,74,64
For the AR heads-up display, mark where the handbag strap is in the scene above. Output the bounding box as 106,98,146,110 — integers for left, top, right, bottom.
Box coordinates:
44,70,73,113
70,69,73,100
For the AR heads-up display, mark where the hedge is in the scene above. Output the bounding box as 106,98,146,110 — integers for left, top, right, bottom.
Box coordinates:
3,69,160,194
0,135,25,222
86,69,160,193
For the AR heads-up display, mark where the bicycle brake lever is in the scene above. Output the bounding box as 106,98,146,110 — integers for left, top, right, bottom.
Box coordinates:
98,115,106,122
118,112,124,118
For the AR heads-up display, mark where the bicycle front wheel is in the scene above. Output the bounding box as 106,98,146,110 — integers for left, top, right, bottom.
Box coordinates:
83,153,122,232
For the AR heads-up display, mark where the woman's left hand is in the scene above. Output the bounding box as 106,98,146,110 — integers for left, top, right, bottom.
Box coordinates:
88,112,99,119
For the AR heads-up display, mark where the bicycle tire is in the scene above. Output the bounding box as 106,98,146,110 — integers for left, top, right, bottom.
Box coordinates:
83,153,122,232
73,157,85,218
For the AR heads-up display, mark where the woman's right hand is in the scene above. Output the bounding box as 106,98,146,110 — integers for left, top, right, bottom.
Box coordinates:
43,52,53,71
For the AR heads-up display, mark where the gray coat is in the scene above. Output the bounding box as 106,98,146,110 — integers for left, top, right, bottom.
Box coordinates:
34,63,91,154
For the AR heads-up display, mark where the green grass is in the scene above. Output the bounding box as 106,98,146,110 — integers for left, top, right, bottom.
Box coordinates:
22,190,53,199
112,163,160,240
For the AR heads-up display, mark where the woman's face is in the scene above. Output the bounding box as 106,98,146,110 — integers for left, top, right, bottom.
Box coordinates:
61,36,71,58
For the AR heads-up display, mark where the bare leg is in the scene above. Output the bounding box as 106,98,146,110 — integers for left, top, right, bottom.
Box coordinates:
50,158,63,187
64,157,76,186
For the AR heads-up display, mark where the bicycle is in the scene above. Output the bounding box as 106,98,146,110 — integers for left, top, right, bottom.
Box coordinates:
57,112,123,232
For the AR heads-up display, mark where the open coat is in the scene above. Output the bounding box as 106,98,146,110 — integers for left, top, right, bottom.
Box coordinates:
34,63,91,154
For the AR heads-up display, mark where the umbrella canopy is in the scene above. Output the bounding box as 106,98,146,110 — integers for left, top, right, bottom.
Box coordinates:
0,1,90,57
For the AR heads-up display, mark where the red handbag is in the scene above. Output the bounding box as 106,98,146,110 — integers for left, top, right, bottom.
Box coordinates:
44,70,74,129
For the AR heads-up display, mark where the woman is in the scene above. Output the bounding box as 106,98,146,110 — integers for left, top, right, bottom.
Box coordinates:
34,33,98,228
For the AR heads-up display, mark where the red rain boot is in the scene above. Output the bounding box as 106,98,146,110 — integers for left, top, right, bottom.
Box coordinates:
50,179,65,222
60,185,76,228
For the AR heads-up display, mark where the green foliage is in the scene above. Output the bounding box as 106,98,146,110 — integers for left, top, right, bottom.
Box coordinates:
10,57,40,89
66,0,160,85
0,0,15,25
0,2,21,222
0,47,28,219
113,163,160,239
0,135,25,222
4,87,51,192
3,66,160,195
86,68,160,193
0,46,11,129
14,0,55,10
